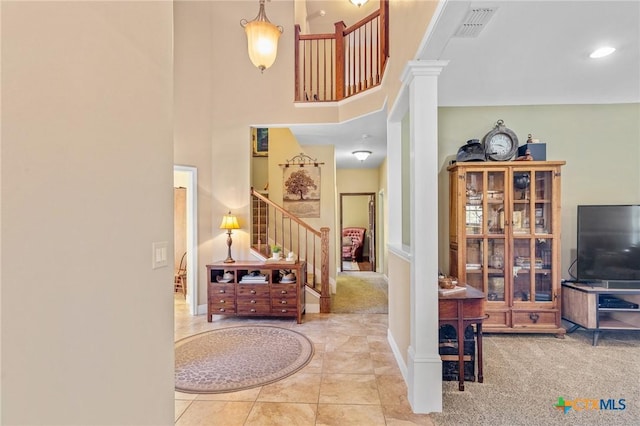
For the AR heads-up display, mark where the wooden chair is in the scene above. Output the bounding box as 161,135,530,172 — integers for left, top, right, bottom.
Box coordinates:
174,252,187,297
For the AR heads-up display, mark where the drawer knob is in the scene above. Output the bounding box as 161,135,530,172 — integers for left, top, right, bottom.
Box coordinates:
280,309,288,313
250,308,256,313
251,300,257,304
219,299,225,303
280,290,287,294
280,300,287,304
218,289,225,293
529,313,540,323
219,308,226,312
250,290,256,294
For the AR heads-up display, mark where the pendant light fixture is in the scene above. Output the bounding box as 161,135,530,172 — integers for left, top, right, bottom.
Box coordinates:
241,0,283,73
352,150,372,161
349,0,369,6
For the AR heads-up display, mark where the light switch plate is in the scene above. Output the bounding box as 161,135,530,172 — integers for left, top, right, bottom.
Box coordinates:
152,241,169,269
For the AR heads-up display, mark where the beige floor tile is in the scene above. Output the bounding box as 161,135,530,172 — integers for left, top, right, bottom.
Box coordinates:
175,400,253,426
319,374,380,405
175,400,193,422
377,375,410,406
322,351,373,374
244,402,317,426
367,335,392,352
325,334,370,352
383,404,436,425
175,391,198,401
257,373,321,403
371,351,403,375
299,351,324,374
316,403,386,426
195,387,262,401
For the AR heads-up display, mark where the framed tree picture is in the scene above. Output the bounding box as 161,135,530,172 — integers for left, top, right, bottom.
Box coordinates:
253,128,269,157
283,166,320,218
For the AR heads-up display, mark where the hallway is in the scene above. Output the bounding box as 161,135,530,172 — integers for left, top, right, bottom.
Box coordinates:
174,295,433,425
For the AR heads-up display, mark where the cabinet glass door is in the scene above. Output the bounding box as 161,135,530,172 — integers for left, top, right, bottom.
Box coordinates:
533,170,553,235
487,171,505,234
513,239,532,302
465,237,483,290
465,172,483,235
487,238,505,301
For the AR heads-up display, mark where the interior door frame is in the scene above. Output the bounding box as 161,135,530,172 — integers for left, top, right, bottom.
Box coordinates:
174,165,198,315
339,192,376,272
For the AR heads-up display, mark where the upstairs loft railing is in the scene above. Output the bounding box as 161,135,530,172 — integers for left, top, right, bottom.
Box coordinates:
251,188,331,313
294,0,389,102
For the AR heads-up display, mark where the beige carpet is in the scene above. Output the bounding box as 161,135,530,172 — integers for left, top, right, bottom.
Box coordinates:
331,272,388,314
174,325,314,393
431,326,640,425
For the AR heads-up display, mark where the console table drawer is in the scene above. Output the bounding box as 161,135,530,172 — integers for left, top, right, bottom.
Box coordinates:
209,283,235,295
237,299,270,315
209,301,236,314
237,285,270,297
271,284,297,297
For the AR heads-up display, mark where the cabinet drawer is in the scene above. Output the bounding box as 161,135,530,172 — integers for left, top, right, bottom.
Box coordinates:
270,284,297,297
209,283,235,295
484,310,509,327
512,310,558,328
237,285,270,297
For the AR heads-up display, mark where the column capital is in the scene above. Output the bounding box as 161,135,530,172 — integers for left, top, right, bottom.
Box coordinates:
400,60,449,85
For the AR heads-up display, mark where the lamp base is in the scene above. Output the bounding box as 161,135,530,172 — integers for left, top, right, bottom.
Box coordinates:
223,258,236,264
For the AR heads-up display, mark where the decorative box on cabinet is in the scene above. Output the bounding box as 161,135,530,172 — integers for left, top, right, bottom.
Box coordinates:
206,260,306,324
447,161,566,336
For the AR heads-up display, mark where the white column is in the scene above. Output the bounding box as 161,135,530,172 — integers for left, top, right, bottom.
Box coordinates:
403,60,448,413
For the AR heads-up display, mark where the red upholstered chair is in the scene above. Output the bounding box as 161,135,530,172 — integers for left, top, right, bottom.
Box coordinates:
341,227,366,262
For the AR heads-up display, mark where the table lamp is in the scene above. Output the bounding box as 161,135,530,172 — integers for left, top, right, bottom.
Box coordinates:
219,211,240,263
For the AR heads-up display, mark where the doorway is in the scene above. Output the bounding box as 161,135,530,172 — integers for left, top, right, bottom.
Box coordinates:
174,166,198,315
340,193,376,272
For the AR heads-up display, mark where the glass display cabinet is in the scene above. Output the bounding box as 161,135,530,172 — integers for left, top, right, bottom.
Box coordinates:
448,161,566,336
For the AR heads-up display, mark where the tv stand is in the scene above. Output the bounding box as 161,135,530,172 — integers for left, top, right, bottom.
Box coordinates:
562,282,640,345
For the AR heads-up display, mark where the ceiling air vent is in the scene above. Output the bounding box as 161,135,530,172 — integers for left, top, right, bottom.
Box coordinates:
453,7,497,38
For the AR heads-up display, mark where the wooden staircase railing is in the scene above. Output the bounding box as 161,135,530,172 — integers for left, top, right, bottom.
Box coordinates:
251,188,331,313
294,0,389,102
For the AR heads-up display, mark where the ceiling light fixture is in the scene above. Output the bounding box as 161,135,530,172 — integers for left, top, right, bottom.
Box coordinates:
349,0,369,7
589,46,616,59
241,0,283,73
353,150,372,161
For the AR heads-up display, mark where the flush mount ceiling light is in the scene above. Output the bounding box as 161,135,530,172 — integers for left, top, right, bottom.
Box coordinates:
589,46,616,59
241,0,283,73
349,0,369,6
352,150,372,161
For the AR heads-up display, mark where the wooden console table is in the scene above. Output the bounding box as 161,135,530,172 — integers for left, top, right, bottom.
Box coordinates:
438,286,486,391
206,260,306,324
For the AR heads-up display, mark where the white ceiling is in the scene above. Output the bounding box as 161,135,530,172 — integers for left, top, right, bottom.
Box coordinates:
289,0,640,168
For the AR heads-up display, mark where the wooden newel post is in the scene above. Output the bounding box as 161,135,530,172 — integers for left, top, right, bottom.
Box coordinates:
320,227,331,313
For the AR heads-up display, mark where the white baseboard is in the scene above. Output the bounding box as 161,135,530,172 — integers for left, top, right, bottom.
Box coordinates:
387,328,408,381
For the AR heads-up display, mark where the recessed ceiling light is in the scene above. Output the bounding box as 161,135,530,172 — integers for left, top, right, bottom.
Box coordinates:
589,46,616,59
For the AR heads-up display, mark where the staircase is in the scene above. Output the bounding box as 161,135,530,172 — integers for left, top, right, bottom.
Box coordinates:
250,188,331,313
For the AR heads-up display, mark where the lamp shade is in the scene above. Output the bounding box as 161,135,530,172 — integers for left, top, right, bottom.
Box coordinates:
353,150,372,161
241,0,283,72
219,212,240,230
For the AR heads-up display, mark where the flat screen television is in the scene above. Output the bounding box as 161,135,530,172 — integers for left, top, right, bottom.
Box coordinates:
577,204,640,287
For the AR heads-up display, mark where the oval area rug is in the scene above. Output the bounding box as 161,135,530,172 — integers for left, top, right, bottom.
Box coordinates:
175,325,314,393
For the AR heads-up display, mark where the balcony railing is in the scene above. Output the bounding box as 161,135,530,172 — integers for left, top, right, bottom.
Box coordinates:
294,0,389,102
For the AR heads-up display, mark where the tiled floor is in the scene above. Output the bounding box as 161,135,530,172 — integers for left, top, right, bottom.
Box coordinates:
174,294,435,425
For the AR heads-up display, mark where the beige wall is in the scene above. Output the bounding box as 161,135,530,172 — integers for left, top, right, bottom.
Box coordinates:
387,252,411,366
437,103,640,278
1,2,175,424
